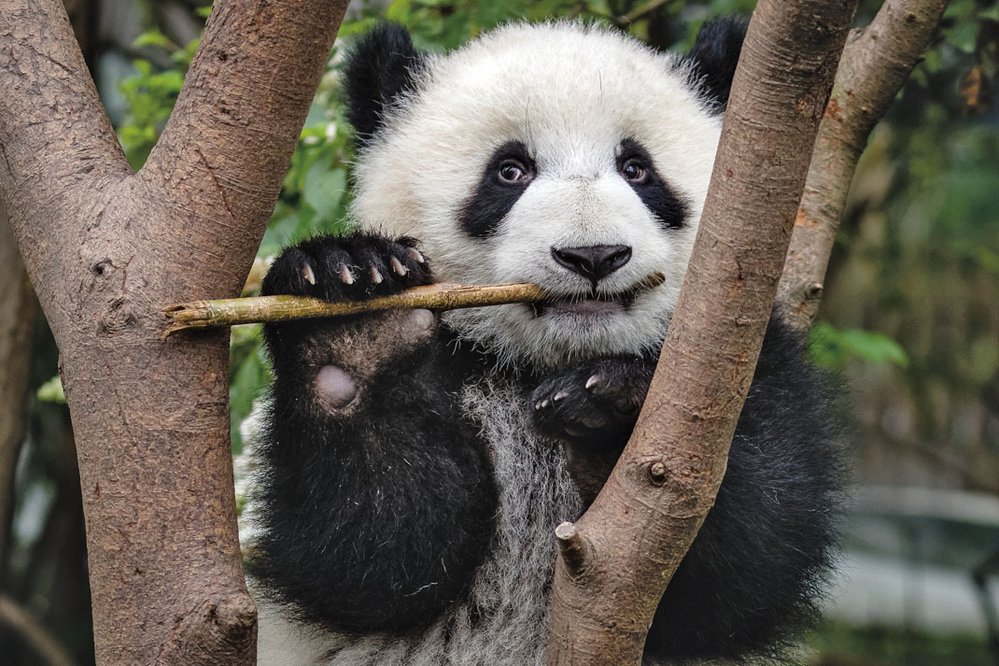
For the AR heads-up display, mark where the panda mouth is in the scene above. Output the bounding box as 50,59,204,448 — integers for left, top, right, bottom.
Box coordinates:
532,291,634,317
530,272,665,318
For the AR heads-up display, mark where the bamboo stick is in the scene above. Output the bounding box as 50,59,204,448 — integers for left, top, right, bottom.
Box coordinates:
162,273,666,336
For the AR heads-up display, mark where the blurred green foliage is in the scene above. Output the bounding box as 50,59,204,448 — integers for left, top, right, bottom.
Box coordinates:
806,621,997,666
118,30,199,168
810,322,910,372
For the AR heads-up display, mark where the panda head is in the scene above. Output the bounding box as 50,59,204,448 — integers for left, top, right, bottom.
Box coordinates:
345,20,746,369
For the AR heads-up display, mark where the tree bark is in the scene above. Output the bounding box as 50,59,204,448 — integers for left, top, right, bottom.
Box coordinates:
0,0,349,662
546,1,857,663
778,0,950,328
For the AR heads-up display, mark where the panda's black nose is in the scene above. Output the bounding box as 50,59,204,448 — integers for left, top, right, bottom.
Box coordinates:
551,244,632,282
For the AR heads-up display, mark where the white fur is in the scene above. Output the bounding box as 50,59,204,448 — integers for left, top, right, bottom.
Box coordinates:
352,21,722,368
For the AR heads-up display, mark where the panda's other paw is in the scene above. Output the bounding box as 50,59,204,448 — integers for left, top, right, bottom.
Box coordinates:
262,233,432,301
530,357,653,447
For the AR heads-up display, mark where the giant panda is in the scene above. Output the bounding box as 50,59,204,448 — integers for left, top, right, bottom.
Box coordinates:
249,18,843,666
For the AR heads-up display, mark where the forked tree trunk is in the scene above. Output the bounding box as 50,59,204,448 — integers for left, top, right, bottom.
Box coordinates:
546,0,951,661
0,1,348,662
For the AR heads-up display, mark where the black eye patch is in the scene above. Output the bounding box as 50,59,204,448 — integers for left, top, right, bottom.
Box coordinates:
617,138,689,230
460,141,536,238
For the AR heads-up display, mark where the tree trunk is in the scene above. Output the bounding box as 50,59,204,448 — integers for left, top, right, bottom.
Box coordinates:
546,1,857,662
0,0,349,662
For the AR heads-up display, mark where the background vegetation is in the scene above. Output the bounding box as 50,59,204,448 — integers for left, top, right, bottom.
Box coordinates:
2,0,996,663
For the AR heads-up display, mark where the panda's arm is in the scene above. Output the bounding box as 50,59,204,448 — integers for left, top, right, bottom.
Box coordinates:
249,233,498,634
530,356,656,503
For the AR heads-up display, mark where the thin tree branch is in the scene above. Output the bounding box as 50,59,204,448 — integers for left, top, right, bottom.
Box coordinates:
778,0,950,329
0,593,75,666
546,1,857,663
616,0,671,26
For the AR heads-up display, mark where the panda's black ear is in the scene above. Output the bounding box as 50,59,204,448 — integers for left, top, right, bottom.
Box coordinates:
687,17,748,111
344,24,427,147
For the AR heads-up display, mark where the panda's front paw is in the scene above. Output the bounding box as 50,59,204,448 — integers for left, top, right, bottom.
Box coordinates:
262,233,433,301
530,357,654,448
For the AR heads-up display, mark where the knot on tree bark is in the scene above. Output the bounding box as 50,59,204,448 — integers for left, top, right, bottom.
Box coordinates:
161,592,257,664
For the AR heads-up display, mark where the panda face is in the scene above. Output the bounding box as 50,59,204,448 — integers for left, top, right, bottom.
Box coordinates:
350,22,723,368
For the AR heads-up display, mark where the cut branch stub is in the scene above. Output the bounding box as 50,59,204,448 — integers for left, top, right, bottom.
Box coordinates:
555,522,593,580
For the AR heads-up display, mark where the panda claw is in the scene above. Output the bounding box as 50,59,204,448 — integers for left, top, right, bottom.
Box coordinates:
407,248,426,264
553,391,568,403
370,266,384,285
535,399,551,411
338,265,354,285
585,374,602,391
301,262,316,286
390,256,409,276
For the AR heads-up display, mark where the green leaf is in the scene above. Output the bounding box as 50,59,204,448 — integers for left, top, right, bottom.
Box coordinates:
133,29,175,50
303,160,347,220
229,331,271,452
809,322,910,372
37,376,66,404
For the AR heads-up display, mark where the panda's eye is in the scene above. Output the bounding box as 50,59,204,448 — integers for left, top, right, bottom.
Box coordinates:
620,157,649,184
497,159,533,185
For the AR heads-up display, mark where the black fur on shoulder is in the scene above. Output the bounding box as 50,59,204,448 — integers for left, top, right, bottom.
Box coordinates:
344,24,427,148
686,17,749,111
645,316,847,662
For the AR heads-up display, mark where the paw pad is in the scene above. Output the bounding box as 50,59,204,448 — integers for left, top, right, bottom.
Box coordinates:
315,365,358,409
